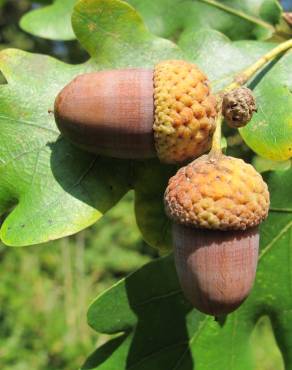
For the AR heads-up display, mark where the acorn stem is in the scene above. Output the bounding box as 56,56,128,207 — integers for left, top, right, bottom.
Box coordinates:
225,38,292,92
210,111,223,155
213,38,292,153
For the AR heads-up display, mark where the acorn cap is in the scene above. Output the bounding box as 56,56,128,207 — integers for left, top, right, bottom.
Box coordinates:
153,60,217,164
222,87,256,128
164,154,270,230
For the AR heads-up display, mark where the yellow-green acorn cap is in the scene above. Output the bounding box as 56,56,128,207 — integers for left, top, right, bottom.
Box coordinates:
164,154,270,230
153,60,217,164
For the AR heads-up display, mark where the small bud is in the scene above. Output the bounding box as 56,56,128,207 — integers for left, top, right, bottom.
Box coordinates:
222,87,256,128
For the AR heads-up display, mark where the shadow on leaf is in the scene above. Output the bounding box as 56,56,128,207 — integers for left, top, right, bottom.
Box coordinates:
83,255,201,369
49,137,131,214
124,257,195,369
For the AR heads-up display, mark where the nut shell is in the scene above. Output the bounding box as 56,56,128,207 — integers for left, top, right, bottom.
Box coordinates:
54,69,155,158
174,224,259,315
153,60,217,164
165,154,269,230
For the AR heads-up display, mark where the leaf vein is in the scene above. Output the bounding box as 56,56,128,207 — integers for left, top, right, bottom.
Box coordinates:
172,317,209,370
7,156,98,228
0,114,59,135
134,289,182,307
127,340,189,370
0,146,46,170
259,220,292,260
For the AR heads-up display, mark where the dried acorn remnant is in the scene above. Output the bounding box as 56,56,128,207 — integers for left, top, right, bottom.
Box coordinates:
164,154,270,315
222,87,256,128
54,60,217,164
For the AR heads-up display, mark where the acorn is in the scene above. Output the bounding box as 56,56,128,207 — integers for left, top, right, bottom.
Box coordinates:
54,60,217,164
164,154,270,315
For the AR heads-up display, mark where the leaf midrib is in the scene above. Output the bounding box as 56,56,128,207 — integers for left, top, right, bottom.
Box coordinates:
0,145,47,170
127,340,189,370
198,0,275,32
171,317,209,370
259,219,292,260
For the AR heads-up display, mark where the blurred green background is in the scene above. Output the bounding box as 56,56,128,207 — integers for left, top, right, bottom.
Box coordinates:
0,1,287,369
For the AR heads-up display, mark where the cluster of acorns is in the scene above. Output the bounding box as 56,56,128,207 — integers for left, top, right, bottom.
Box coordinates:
55,60,269,316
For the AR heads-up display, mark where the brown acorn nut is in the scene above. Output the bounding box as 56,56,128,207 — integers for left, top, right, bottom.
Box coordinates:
164,154,270,316
54,60,217,164
222,87,256,128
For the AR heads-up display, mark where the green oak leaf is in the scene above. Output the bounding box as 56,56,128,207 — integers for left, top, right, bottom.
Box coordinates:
252,155,291,173
178,29,276,90
19,0,282,42
72,0,183,68
84,167,292,370
0,0,182,246
133,159,176,254
129,0,281,41
240,51,292,161
20,0,76,41
0,51,131,246
82,334,132,370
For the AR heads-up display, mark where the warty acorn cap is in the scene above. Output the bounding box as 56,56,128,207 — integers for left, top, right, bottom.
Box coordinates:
164,154,270,230
153,60,217,163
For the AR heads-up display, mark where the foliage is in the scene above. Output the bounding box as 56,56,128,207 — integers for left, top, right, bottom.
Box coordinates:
0,1,87,63
0,192,153,370
0,1,34,51
0,0,291,369
20,0,76,41
240,52,292,160
251,317,284,370
20,0,284,41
